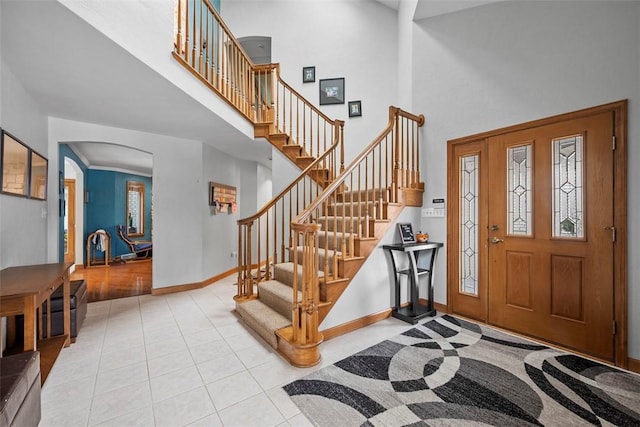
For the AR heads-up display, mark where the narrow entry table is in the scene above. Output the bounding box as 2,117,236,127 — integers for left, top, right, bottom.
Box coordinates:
0,262,73,351
383,242,443,324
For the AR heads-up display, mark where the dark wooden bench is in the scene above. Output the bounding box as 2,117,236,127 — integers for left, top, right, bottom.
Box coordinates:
41,279,87,342
0,351,41,427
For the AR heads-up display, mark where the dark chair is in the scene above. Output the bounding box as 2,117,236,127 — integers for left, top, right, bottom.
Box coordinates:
116,225,152,259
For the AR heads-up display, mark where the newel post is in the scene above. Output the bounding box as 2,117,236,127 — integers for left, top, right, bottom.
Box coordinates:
235,222,254,301
291,222,321,345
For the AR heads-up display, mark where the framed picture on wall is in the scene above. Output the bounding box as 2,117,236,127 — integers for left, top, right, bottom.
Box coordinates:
29,150,48,200
319,78,345,105
1,130,30,197
348,100,362,117
302,66,315,83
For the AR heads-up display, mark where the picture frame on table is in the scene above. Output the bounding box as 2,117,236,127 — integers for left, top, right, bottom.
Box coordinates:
397,223,416,244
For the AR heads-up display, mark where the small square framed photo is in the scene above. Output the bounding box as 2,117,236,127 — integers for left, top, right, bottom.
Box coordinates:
302,66,315,83
348,100,362,117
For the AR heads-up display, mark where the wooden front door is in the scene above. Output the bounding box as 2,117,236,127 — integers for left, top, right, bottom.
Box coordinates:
487,112,614,361
447,101,627,365
64,179,76,264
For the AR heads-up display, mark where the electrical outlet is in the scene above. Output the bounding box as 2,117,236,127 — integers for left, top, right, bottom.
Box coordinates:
421,208,429,217
230,251,238,258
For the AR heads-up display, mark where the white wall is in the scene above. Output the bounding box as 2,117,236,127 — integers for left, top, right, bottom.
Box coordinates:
0,62,49,269
202,144,258,278
397,0,418,110
411,1,640,358
320,207,422,329
635,0,640,363
59,0,253,141
0,0,3,126
221,0,399,164
270,146,300,197
49,119,261,287
256,163,272,210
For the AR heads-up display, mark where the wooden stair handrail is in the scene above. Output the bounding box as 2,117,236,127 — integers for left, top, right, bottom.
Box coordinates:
293,107,424,224
174,0,275,123
238,121,344,226
235,120,344,300
273,72,335,125
287,106,426,360
173,0,340,159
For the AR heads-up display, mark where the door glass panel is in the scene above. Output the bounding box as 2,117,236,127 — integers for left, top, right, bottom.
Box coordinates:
460,154,479,295
507,144,532,236
553,135,584,238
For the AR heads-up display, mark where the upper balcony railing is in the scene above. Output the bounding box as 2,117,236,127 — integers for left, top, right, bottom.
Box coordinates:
173,0,341,172
173,0,270,122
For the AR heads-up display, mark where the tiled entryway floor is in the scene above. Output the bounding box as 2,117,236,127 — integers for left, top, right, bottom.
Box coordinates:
40,276,417,426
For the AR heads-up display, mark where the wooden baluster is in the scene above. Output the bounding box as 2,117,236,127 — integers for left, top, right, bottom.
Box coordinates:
291,231,300,342
175,0,182,55
245,222,253,297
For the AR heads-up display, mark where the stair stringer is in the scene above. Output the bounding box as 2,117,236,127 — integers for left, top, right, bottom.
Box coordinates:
255,129,332,188
317,201,406,323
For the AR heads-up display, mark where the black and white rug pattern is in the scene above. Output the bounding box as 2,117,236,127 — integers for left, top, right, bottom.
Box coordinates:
283,315,640,426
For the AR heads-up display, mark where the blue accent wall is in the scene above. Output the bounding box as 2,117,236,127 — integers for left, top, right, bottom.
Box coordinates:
86,170,152,260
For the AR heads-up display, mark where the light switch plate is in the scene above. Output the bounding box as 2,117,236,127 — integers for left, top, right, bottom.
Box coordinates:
422,208,444,218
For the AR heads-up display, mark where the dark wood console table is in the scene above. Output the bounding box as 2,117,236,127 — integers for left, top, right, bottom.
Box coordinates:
1,262,72,382
383,242,443,324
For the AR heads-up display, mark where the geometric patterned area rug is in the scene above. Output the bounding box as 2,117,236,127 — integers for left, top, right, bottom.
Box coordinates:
283,315,640,426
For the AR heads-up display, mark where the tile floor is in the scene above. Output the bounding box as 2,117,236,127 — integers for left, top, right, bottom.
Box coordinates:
40,276,417,426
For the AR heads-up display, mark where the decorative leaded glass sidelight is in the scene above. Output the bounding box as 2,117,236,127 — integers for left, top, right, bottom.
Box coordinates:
460,155,479,295
507,145,532,236
553,135,584,238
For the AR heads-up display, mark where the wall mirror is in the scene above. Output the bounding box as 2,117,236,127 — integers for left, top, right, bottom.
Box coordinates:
30,151,48,200
1,131,30,197
126,181,145,237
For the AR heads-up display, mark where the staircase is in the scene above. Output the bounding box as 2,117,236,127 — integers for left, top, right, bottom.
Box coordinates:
235,107,425,366
171,0,426,367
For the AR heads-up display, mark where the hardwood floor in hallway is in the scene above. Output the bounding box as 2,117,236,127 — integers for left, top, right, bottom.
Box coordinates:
71,259,151,302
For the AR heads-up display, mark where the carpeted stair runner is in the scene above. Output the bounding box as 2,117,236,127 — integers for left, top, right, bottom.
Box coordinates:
235,188,387,351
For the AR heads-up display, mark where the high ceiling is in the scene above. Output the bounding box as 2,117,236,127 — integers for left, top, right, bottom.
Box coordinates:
2,1,500,176
377,0,501,20
1,0,271,176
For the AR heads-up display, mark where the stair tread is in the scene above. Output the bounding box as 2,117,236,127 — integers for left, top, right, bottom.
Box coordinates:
260,279,301,302
290,246,342,258
316,216,366,223
322,276,350,285
332,200,383,206
235,299,292,349
316,230,354,237
275,262,325,279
